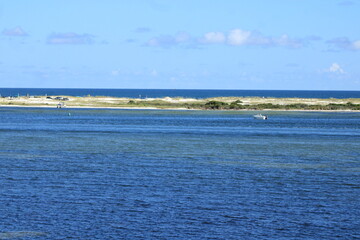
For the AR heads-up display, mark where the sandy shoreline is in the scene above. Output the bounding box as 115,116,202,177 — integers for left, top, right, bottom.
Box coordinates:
0,104,161,110
1,95,360,112
1,104,359,112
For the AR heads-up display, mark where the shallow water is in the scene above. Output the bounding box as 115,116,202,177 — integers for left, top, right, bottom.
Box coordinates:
0,108,359,239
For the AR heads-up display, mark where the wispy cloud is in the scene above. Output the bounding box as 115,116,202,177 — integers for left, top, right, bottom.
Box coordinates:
2,26,28,37
47,32,94,44
200,32,226,44
222,29,304,48
147,28,306,49
146,32,191,47
353,40,360,49
328,37,360,51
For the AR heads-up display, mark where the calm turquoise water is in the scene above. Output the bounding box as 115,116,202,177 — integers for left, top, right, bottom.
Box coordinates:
0,108,359,239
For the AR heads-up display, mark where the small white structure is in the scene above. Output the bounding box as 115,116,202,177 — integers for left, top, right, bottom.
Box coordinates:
253,114,268,120
57,102,66,108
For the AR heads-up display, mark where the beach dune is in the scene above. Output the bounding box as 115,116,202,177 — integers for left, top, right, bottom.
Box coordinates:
1,95,359,111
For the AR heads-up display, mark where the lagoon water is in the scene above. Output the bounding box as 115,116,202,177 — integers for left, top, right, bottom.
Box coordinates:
0,108,359,239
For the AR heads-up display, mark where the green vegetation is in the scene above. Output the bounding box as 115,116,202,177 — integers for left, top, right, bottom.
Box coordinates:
199,100,360,111
64,99,360,110
122,99,360,110
204,101,229,109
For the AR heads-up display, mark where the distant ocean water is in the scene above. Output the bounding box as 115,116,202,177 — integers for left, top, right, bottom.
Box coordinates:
1,88,360,99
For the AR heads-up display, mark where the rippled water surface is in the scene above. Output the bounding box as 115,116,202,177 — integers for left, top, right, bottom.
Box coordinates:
0,108,359,239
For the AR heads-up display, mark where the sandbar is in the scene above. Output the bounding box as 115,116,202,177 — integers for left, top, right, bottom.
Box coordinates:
0,95,359,111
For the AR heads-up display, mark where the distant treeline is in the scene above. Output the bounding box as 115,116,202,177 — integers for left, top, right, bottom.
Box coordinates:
127,99,360,110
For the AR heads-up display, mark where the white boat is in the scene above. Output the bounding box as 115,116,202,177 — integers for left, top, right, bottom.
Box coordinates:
253,114,268,120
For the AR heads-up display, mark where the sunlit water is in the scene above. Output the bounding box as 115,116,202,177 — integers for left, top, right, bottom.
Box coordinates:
0,108,359,239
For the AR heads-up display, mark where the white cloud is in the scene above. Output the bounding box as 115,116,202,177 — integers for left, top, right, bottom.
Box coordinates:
146,28,304,49
274,34,303,48
227,29,251,46
203,29,302,48
2,26,28,37
147,35,175,47
328,63,345,74
202,32,226,44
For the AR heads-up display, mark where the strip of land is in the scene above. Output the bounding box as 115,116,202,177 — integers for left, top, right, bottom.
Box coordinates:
1,95,360,111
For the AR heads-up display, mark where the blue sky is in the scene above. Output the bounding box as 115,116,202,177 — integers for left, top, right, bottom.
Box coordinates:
0,0,359,90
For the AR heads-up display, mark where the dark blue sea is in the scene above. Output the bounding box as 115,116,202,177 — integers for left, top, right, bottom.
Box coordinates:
1,88,360,99
0,108,360,239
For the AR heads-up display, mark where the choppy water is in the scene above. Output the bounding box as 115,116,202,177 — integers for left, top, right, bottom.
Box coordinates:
0,108,359,239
